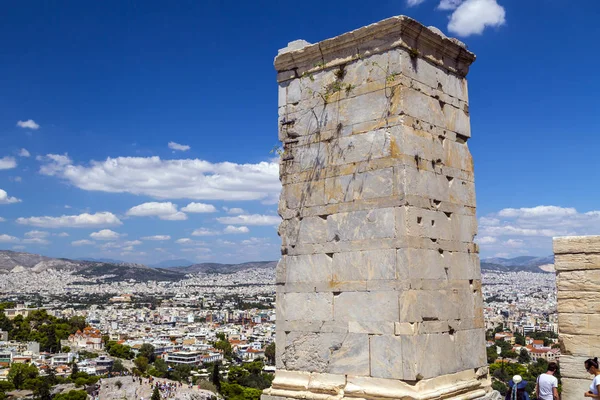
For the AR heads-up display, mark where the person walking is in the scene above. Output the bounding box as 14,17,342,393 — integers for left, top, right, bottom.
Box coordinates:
584,358,600,398
506,375,530,400
536,361,559,400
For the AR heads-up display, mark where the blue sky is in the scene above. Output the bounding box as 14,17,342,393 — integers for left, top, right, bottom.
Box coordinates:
1,0,599,263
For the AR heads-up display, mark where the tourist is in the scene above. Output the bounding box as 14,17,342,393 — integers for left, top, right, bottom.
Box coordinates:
536,361,559,400
505,375,529,400
584,358,600,398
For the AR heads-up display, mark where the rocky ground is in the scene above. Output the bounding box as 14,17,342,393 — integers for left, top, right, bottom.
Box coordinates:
96,377,216,400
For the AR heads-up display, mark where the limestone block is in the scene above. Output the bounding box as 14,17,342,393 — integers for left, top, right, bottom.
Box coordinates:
283,292,333,321
276,259,286,284
445,139,473,173
337,90,390,127
558,291,600,314
557,313,600,335
327,208,396,242
389,125,444,163
554,236,600,254
454,329,487,371
400,333,458,379
334,291,399,323
283,180,325,209
332,249,396,281
324,168,394,204
286,254,333,283
398,248,479,281
307,372,347,395
388,47,469,102
558,270,600,292
559,355,591,379
555,253,600,271
348,321,395,335
370,335,404,379
297,217,328,244
560,334,600,357
320,320,350,333
329,129,391,166
561,378,591,400
328,333,370,375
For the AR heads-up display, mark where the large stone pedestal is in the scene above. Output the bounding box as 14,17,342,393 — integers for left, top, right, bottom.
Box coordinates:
268,15,490,400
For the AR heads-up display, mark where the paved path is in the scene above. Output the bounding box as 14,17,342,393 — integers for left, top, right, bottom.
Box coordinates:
96,377,215,400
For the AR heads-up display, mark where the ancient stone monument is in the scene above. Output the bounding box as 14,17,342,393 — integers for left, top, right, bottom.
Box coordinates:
554,236,600,400
266,15,491,400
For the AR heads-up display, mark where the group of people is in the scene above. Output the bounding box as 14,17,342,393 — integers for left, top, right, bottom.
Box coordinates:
504,358,600,400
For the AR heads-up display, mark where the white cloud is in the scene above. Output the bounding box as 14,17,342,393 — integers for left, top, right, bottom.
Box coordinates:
175,238,206,246
25,230,49,238
498,205,577,218
90,229,122,241
18,148,30,157
124,240,142,246
126,202,187,221
22,238,49,245
478,205,600,257
0,217,5,222
0,189,21,204
191,228,219,237
168,142,191,151
64,205,72,209
475,236,497,244
56,232,69,237
72,239,94,246
17,120,40,130
447,0,506,37
181,202,217,213
216,214,280,226
224,225,250,234
224,207,245,215
0,157,17,170
406,0,426,6
37,155,280,201
17,212,122,228
12,177,22,183
438,0,462,9
0,234,19,243
141,235,171,241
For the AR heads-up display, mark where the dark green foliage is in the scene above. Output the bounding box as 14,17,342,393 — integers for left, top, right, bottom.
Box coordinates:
227,361,273,391
151,386,161,400
8,363,38,389
518,348,531,364
212,361,221,391
139,343,156,363
111,358,127,373
220,382,262,400
134,356,149,373
264,343,275,365
105,341,134,359
53,390,88,400
492,381,508,396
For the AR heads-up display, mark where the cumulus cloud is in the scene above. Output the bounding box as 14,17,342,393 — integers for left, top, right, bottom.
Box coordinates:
126,202,187,221
124,240,142,246
25,230,49,238
18,149,30,157
216,214,280,226
447,0,506,37
90,229,122,240
141,235,171,241
406,0,426,6
56,232,69,237
478,205,600,257
224,207,245,215
181,202,217,213
175,238,205,246
191,228,219,237
17,120,40,130
223,225,250,234
22,238,49,245
168,142,191,151
438,0,462,9
0,157,17,170
0,234,19,243
37,155,280,201
0,189,21,204
17,212,122,228
72,239,94,246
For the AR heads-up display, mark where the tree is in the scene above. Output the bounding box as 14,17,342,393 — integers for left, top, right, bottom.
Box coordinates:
70,362,79,378
264,343,275,365
8,363,38,389
212,361,221,392
54,390,88,400
151,386,161,400
518,349,531,364
139,343,156,363
33,378,52,400
134,356,149,374
215,340,232,358
111,359,126,373
151,358,168,378
487,347,498,364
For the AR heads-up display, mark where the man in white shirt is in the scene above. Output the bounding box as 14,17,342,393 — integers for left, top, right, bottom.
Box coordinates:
537,362,559,400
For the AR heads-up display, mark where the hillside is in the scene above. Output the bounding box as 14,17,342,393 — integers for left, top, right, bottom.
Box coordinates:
480,255,554,273
171,261,277,274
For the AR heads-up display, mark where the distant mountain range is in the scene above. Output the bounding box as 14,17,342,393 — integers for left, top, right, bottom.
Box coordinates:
480,255,554,273
0,250,276,281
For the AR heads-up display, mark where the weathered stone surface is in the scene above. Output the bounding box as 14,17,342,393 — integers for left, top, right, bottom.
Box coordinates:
555,253,600,271
554,235,600,254
270,13,486,400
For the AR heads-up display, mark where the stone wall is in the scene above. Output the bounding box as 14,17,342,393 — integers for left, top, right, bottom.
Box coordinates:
265,15,490,400
554,236,600,400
